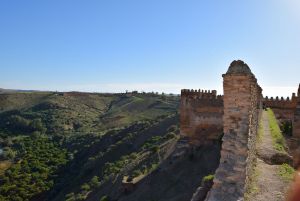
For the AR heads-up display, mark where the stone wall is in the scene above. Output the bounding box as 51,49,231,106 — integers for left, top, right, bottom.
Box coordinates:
180,60,300,200
293,86,300,139
180,89,223,145
262,85,300,140
206,60,262,201
263,95,297,122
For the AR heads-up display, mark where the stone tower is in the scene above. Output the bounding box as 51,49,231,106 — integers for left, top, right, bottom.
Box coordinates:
206,60,262,201
293,84,300,138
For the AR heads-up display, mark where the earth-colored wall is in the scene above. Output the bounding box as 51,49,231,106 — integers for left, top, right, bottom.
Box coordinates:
293,87,300,139
263,95,297,122
180,61,299,200
206,60,262,201
180,89,223,145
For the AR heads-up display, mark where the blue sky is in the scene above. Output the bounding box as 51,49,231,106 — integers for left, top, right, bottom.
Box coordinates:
0,0,299,97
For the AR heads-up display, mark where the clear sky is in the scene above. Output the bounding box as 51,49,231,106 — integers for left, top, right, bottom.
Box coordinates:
0,0,299,97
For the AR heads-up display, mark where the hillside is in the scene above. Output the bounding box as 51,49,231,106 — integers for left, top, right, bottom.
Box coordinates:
0,91,212,201
0,91,223,201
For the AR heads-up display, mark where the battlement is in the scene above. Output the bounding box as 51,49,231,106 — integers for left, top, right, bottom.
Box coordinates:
181,89,222,100
263,94,298,109
180,88,223,145
264,96,294,101
180,61,300,201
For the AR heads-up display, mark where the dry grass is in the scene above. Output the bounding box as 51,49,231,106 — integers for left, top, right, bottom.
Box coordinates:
0,160,12,175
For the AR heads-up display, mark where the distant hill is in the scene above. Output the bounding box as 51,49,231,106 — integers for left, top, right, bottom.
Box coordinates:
0,88,43,94
0,92,179,135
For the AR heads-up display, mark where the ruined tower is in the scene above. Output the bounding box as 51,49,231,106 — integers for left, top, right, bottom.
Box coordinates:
206,60,262,201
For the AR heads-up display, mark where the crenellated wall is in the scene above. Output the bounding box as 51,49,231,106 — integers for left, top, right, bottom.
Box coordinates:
180,89,223,145
263,95,297,122
262,85,300,140
181,61,300,201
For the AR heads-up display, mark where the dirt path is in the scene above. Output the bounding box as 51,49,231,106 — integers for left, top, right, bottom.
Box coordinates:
251,111,290,201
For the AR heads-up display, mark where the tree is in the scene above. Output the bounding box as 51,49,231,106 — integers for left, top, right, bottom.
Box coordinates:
30,119,47,133
89,176,101,189
80,183,90,192
3,147,16,160
8,115,30,132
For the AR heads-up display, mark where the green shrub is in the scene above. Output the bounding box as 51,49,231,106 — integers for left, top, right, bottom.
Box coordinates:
0,136,68,200
278,163,295,181
282,121,293,136
81,183,91,192
8,115,31,132
3,147,16,160
100,195,109,201
89,176,101,188
202,174,214,183
30,119,47,133
132,169,142,178
65,192,76,201
151,145,160,153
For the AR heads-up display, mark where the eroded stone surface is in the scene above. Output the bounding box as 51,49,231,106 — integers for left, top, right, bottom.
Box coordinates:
205,68,262,201
226,60,253,75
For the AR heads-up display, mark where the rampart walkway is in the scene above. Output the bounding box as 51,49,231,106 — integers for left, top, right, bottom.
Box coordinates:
250,110,291,201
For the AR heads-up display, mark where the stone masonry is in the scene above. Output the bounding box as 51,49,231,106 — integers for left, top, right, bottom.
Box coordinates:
292,85,300,139
180,60,300,200
180,90,223,145
205,60,262,201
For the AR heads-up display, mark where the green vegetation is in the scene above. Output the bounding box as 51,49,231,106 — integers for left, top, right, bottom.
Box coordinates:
5,115,47,134
278,163,295,181
100,195,109,201
282,121,293,136
266,109,286,152
142,132,177,151
244,161,260,201
202,174,214,183
257,116,264,142
0,93,179,136
103,152,139,176
0,92,180,200
0,135,67,201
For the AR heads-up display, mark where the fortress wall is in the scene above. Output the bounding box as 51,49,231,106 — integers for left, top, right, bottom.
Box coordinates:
180,61,299,200
293,86,300,139
263,95,297,121
206,61,262,201
262,84,300,140
180,89,223,145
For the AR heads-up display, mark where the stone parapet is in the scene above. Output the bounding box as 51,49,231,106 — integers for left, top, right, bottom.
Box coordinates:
206,60,262,201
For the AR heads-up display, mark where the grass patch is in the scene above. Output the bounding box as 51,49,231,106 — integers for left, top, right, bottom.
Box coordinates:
244,161,260,201
278,163,295,181
266,109,286,152
257,116,263,142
